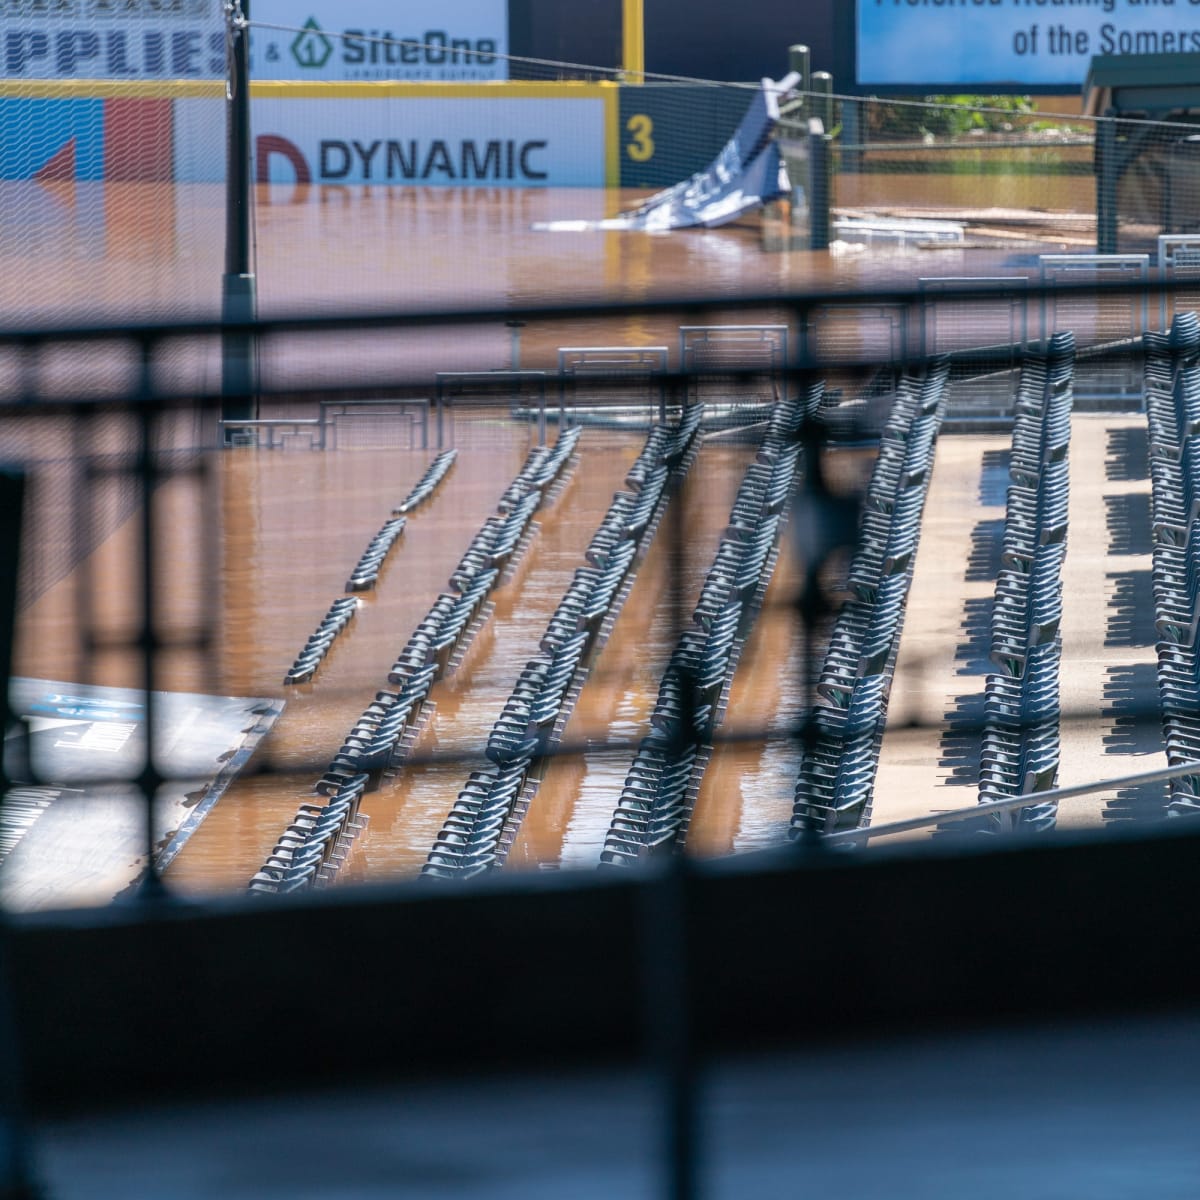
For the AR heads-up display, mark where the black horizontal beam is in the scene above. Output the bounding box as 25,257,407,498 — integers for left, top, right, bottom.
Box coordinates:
8,822,1200,1117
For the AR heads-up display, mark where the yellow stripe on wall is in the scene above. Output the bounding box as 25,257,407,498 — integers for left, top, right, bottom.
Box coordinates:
0,79,620,102
622,0,645,83
251,81,618,101
0,79,224,99
602,85,620,189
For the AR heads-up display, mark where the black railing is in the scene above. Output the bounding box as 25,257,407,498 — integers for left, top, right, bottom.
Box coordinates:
5,277,1200,1197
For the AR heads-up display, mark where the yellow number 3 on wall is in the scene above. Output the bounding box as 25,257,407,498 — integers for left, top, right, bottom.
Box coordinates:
625,113,654,163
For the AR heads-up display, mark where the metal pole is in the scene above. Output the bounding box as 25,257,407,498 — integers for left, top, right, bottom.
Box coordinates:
643,858,698,1200
787,44,810,97
842,96,863,175
826,755,1200,847
1096,111,1118,255
222,0,257,436
137,341,166,901
0,467,41,1200
642,428,702,1200
622,0,645,82
506,319,525,370
811,70,833,135
808,118,830,252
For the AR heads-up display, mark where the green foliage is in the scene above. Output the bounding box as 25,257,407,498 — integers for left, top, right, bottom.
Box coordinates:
865,95,1036,141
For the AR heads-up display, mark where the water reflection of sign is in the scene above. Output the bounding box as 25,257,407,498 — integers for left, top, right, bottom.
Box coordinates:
855,1,1200,91
252,0,508,82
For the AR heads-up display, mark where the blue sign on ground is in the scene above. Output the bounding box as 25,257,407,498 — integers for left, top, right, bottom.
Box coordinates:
1,678,281,910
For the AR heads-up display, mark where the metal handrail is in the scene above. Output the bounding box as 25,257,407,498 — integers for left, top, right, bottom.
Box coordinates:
825,757,1200,846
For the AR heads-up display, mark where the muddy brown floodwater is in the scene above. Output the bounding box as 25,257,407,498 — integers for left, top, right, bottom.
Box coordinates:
8,183,1070,900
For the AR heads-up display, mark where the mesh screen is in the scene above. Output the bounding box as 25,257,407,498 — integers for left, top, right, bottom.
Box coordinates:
0,0,228,328
819,96,1200,257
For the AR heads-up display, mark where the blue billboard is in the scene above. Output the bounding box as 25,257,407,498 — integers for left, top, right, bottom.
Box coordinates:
853,1,1200,93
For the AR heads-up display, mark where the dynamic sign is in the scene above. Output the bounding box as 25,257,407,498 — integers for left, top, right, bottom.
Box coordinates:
267,137,551,183
251,0,508,82
1,0,225,78
856,0,1200,91
251,94,606,187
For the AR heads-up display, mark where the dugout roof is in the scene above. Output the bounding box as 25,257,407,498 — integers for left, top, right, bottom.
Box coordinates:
1083,52,1200,119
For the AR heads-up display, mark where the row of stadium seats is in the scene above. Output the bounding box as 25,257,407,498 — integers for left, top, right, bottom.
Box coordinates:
790,361,950,838
0,785,58,868
598,384,823,867
1145,312,1200,817
282,596,358,687
392,430,581,683
345,517,406,592
248,432,580,893
392,448,458,515
443,429,581,593
248,773,369,896
421,408,706,881
326,430,580,797
973,333,1074,833
281,450,458,686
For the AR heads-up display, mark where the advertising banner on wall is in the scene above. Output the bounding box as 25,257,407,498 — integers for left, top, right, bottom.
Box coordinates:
0,0,225,79
0,85,608,186
249,92,605,187
251,0,508,82
856,2,1200,92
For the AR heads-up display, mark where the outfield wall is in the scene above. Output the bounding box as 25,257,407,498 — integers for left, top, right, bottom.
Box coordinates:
0,80,750,189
